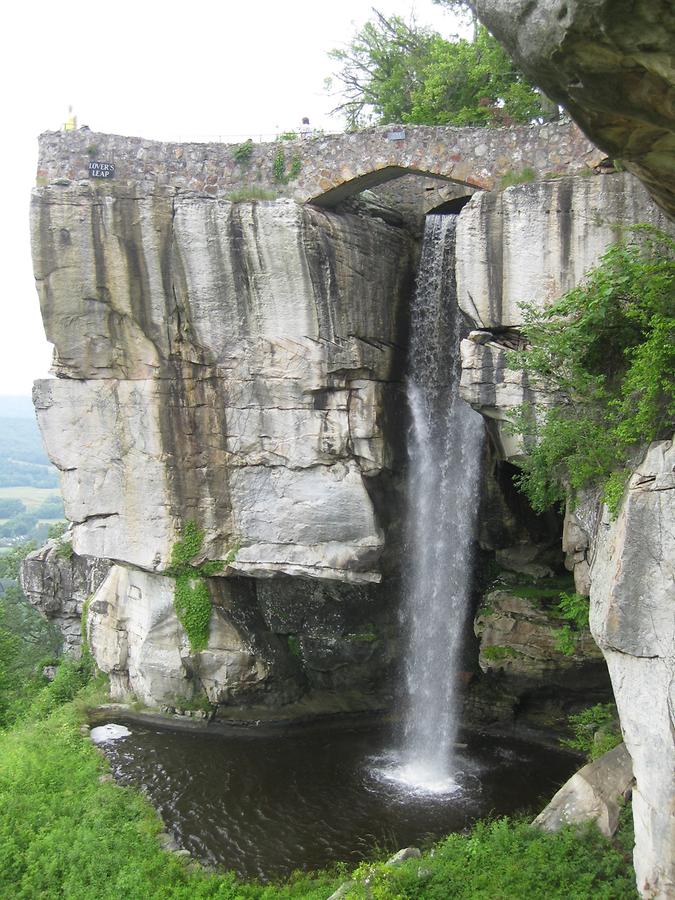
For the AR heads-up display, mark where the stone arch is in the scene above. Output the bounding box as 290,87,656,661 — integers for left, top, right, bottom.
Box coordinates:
308,165,478,208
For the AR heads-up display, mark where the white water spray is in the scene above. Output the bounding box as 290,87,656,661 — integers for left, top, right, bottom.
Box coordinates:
395,214,484,793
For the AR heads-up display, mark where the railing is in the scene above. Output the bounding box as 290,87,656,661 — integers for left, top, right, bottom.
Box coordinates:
168,129,344,144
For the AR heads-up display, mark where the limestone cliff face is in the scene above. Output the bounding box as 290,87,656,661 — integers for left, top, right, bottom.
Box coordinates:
457,172,672,459
19,539,111,656
32,188,414,583
590,440,675,900
457,173,674,898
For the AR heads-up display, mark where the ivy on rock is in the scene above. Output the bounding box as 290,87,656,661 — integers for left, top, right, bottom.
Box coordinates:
165,521,237,653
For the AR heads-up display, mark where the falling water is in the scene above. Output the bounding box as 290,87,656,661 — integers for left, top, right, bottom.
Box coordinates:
395,214,484,792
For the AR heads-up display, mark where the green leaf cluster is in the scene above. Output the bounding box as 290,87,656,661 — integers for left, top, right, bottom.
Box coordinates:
167,522,238,653
562,703,623,761
507,225,675,515
272,148,301,184
329,12,546,129
552,592,590,656
233,138,254,164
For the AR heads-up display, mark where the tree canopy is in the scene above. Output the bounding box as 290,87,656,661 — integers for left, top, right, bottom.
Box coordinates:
328,8,548,129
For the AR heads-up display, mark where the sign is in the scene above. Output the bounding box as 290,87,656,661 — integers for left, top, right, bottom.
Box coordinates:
88,161,115,178
387,129,406,141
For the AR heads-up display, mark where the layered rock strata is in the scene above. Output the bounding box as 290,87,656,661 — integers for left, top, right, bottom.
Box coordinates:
30,174,416,708
20,538,111,656
32,190,414,582
458,172,673,458
590,439,675,899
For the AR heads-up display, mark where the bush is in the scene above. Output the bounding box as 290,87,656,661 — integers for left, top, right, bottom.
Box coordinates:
562,703,623,761
507,225,675,515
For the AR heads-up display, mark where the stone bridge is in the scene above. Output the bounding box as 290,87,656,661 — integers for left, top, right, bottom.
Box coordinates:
37,122,600,207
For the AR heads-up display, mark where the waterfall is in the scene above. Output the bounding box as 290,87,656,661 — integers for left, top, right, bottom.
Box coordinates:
396,214,484,792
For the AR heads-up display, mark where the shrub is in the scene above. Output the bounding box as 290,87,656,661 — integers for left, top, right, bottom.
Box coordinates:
233,139,254,164
562,703,623,761
499,166,536,189
507,225,675,515
166,522,238,653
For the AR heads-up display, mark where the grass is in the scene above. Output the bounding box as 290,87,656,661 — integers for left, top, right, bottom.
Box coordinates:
0,663,637,899
0,687,342,899
0,487,62,511
227,187,278,202
345,814,636,899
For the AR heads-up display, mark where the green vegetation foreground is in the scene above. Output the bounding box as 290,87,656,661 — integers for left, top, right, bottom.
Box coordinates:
0,667,636,899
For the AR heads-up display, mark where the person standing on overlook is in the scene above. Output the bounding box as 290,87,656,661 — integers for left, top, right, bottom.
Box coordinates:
300,117,313,139
63,105,77,131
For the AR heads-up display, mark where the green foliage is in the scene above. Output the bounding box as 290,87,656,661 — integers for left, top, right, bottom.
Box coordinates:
329,11,546,129
555,592,589,630
174,574,212,653
167,522,238,653
0,498,25,517
0,541,35,579
507,226,675,514
48,520,69,541
0,699,343,899
228,187,278,202
0,414,58,488
346,623,378,642
273,148,286,182
0,687,636,900
346,816,635,899
55,538,73,560
272,149,301,184
287,634,302,659
0,541,61,725
482,644,522,661
170,520,205,568
277,131,298,141
499,166,536,189
562,703,623,761
233,138,254,164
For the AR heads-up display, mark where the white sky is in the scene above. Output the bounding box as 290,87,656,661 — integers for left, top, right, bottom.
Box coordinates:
0,0,459,397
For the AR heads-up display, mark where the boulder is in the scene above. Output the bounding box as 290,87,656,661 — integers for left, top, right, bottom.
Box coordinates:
533,742,633,837
590,438,675,898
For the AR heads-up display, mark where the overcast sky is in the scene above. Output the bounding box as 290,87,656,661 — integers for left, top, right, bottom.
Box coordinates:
0,0,460,398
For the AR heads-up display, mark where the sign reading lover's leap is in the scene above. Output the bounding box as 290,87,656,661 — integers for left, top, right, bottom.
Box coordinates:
88,161,115,178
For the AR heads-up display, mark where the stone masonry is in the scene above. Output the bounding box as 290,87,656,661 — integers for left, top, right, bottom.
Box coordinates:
37,121,600,208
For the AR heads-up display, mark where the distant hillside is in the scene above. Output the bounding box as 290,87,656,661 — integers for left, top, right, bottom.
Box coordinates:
0,396,58,488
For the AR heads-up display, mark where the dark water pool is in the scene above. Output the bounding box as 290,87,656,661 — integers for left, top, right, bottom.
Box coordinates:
99,719,576,880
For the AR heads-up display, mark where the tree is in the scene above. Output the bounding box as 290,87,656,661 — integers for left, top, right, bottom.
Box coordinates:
506,226,675,515
328,8,546,128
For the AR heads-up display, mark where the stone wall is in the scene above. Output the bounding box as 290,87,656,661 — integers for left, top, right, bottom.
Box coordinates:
37,121,600,207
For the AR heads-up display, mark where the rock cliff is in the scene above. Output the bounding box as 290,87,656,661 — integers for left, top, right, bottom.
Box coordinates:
30,167,417,710
32,190,414,582
457,173,674,898
475,0,675,220
27,130,673,896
